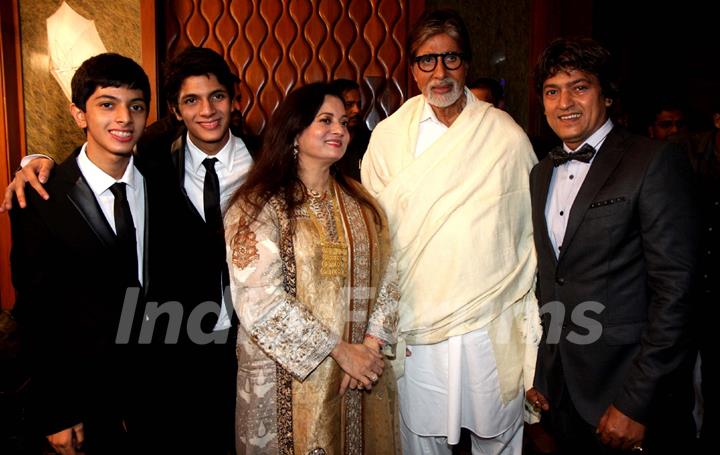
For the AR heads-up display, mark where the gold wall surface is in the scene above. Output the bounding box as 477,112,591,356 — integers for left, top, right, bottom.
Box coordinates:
425,0,531,130
19,0,141,161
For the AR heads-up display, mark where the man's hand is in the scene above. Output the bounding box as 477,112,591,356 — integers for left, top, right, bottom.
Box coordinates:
0,157,54,212
596,404,645,450
525,387,550,412
47,422,84,455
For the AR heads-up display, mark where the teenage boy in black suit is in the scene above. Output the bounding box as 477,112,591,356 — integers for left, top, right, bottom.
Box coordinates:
10,53,152,455
132,46,253,455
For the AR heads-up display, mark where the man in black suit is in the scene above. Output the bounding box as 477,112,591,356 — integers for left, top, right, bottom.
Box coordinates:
525,38,699,454
10,53,153,455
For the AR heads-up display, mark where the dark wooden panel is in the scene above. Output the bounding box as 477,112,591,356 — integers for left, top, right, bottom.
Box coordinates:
160,0,423,136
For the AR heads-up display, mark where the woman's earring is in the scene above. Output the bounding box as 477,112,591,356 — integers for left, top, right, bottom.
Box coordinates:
293,143,299,159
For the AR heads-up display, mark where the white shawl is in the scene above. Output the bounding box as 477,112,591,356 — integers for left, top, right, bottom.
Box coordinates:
362,93,541,405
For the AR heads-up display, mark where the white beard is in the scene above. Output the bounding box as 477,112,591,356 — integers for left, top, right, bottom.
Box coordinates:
425,78,463,108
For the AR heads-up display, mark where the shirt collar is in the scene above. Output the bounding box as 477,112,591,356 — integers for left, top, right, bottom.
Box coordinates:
419,99,440,125
76,143,138,197
563,118,614,154
185,132,236,174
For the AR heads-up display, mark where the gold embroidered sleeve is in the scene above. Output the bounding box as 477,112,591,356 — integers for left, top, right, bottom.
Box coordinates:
366,255,400,345
250,297,340,380
226,202,339,381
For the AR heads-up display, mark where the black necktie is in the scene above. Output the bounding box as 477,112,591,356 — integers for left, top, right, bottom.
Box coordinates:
549,143,596,167
202,158,231,313
202,158,223,234
109,182,138,284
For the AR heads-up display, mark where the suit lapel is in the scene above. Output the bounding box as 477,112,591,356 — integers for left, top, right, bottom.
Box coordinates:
171,133,205,222
61,157,116,248
534,157,559,266
170,133,186,188
558,128,627,262
141,178,151,294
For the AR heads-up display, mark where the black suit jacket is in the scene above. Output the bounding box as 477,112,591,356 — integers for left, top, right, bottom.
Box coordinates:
9,150,155,436
530,127,699,426
11,138,238,451
134,132,235,335
130,132,239,454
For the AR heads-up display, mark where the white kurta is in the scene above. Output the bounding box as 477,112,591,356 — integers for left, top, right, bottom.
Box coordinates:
399,328,524,443
396,97,524,443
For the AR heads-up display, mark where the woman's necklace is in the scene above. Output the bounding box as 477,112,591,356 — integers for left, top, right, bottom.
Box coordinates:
307,187,324,199
306,183,348,277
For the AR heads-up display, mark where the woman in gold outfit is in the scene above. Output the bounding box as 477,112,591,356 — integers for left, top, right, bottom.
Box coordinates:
225,82,400,455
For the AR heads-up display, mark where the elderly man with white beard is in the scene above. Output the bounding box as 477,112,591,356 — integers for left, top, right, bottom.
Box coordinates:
362,9,540,455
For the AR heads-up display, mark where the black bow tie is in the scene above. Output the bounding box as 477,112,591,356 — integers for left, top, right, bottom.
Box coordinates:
549,143,596,167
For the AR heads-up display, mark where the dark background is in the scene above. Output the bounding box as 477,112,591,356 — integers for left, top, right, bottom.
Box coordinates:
594,0,720,133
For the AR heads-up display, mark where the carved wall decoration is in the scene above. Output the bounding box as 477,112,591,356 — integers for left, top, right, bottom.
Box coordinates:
160,0,423,136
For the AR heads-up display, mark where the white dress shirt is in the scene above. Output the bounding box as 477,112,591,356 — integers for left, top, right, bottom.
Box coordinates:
183,132,253,330
415,98,451,158
77,144,145,285
545,119,614,257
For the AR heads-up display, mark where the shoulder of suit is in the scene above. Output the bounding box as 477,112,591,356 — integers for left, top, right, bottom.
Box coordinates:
53,150,84,185
611,128,677,159
170,133,185,155
17,154,78,213
530,159,543,176
599,128,691,178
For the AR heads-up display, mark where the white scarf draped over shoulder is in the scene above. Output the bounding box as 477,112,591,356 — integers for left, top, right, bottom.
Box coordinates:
362,93,541,406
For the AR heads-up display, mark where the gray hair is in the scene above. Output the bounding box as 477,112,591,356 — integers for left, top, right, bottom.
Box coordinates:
407,9,472,63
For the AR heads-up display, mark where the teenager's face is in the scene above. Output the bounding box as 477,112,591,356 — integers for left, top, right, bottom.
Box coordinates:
71,85,147,160
542,69,610,150
173,74,232,155
296,95,349,169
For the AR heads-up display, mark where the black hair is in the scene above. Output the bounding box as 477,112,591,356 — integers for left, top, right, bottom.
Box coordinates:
534,37,618,101
647,100,687,125
71,53,150,112
163,46,240,111
330,78,360,94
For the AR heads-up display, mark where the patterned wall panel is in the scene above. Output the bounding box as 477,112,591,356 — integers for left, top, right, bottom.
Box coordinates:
160,0,422,136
